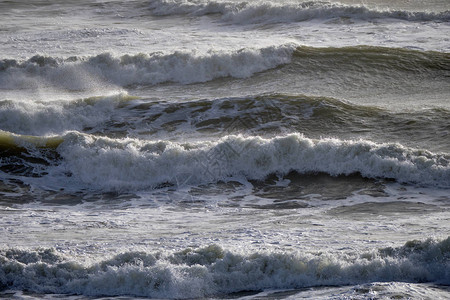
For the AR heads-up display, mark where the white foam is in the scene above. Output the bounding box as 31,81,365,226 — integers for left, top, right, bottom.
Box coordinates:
55,133,450,192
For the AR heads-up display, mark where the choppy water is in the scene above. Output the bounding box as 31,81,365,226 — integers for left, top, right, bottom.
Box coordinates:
0,0,449,299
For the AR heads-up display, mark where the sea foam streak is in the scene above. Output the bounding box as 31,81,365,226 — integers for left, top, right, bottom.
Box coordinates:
53,133,450,191
148,0,450,23
1,238,448,298
0,45,294,90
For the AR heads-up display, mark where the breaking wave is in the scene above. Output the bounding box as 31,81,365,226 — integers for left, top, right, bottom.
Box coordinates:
1,129,449,190
1,237,448,298
148,0,450,24
0,131,440,191
0,45,295,90
52,133,450,190
1,46,447,91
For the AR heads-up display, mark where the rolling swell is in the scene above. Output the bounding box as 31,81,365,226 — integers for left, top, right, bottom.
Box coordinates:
292,46,450,74
0,237,448,298
148,0,450,23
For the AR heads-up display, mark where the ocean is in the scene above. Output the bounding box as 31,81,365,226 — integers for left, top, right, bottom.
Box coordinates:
0,0,449,299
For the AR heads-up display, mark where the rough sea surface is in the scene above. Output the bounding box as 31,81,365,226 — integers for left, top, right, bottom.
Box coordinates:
0,0,449,299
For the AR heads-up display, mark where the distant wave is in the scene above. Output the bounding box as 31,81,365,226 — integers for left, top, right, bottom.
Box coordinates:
47,132,450,190
0,237,448,298
148,0,450,24
0,45,294,89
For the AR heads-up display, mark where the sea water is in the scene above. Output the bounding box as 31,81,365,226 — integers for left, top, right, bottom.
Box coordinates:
0,0,449,299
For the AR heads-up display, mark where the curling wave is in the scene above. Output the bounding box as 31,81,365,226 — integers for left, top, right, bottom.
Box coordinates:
148,0,450,24
0,238,448,298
